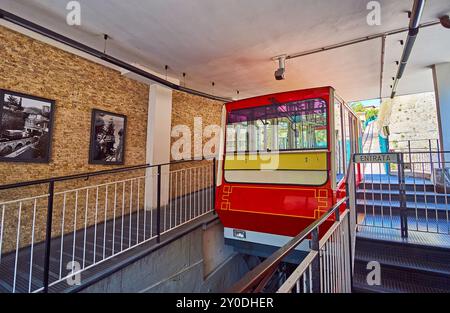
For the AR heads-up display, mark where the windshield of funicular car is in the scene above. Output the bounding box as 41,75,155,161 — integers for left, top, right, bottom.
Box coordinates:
226,98,328,153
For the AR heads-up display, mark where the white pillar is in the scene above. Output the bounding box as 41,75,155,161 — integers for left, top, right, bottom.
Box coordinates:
145,84,172,210
433,63,450,152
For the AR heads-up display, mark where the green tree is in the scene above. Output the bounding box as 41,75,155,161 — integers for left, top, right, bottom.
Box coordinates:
366,108,379,120
351,102,365,113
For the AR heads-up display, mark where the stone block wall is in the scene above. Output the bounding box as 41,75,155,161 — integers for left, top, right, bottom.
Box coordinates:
378,92,439,151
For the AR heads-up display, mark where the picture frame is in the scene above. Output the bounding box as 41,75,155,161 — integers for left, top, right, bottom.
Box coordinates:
89,109,127,165
0,89,55,164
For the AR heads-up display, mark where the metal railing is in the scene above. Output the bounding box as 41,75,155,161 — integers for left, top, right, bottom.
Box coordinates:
230,197,353,293
390,139,440,176
355,151,450,237
0,158,217,293
277,209,352,293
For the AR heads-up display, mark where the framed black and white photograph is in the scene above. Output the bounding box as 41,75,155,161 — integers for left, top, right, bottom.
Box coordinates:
89,109,126,165
0,89,55,163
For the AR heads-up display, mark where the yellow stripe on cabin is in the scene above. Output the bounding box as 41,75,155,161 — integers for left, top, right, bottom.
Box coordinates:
224,152,328,171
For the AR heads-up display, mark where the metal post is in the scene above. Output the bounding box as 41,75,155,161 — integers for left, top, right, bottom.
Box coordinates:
429,139,434,177
335,204,341,222
156,165,161,243
310,228,321,293
346,210,354,284
397,154,408,238
436,139,442,169
212,158,217,215
43,180,55,293
408,140,412,173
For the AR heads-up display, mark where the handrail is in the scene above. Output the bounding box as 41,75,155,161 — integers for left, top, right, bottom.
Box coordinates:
0,157,216,190
229,197,347,293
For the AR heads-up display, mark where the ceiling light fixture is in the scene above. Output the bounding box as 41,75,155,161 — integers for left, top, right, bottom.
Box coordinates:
273,55,287,81
440,15,450,29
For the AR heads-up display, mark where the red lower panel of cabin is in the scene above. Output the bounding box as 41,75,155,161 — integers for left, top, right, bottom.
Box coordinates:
217,209,335,239
216,183,338,238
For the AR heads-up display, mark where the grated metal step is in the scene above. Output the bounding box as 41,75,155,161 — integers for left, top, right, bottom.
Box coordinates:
353,269,450,293
353,231,450,293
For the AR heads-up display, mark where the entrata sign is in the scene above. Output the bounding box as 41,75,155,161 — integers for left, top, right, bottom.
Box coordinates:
354,153,399,164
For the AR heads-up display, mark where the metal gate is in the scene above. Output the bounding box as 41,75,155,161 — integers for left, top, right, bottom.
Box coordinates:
353,152,450,237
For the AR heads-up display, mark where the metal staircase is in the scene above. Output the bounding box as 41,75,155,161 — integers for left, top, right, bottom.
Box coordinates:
353,236,450,293
352,164,450,293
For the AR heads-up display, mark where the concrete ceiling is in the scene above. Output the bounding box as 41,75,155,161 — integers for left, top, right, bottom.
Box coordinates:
0,0,450,102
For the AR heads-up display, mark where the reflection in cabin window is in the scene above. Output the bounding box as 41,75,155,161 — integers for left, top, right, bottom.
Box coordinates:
226,98,328,153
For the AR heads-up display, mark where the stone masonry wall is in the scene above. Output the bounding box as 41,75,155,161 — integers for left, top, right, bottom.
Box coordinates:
378,92,439,151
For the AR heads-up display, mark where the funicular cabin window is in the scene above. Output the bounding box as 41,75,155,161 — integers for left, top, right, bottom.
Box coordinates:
226,99,328,153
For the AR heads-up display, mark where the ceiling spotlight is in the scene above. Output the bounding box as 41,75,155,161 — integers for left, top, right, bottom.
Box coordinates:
440,15,450,29
274,55,287,81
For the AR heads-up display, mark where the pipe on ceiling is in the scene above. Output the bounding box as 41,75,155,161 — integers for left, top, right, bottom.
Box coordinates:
0,9,231,103
390,0,426,99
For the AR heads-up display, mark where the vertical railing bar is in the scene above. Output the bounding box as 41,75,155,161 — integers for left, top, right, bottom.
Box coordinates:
422,160,429,232
205,165,208,213
363,163,367,226
337,227,341,292
169,172,172,230
156,165,161,243
137,178,140,244
341,223,346,292
371,162,375,227
210,163,212,212
185,169,188,223
304,268,308,293
121,182,125,251
72,190,79,274
43,180,55,293
445,166,449,234
346,210,354,289
310,227,320,293
398,154,408,238
325,242,330,293
379,163,384,228
411,143,419,231
205,165,208,214
175,171,178,227
190,168,192,220
309,264,313,293
28,198,37,293
129,180,133,247
201,166,204,214
319,248,324,293
150,173,155,239
433,164,440,233
213,158,216,215
93,187,99,263
59,193,67,279
330,233,335,293
336,223,343,292
112,183,117,255
0,204,5,264
142,177,147,241
203,166,206,214
103,186,108,260
82,188,89,269
429,139,434,184
331,233,338,293
387,165,393,229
